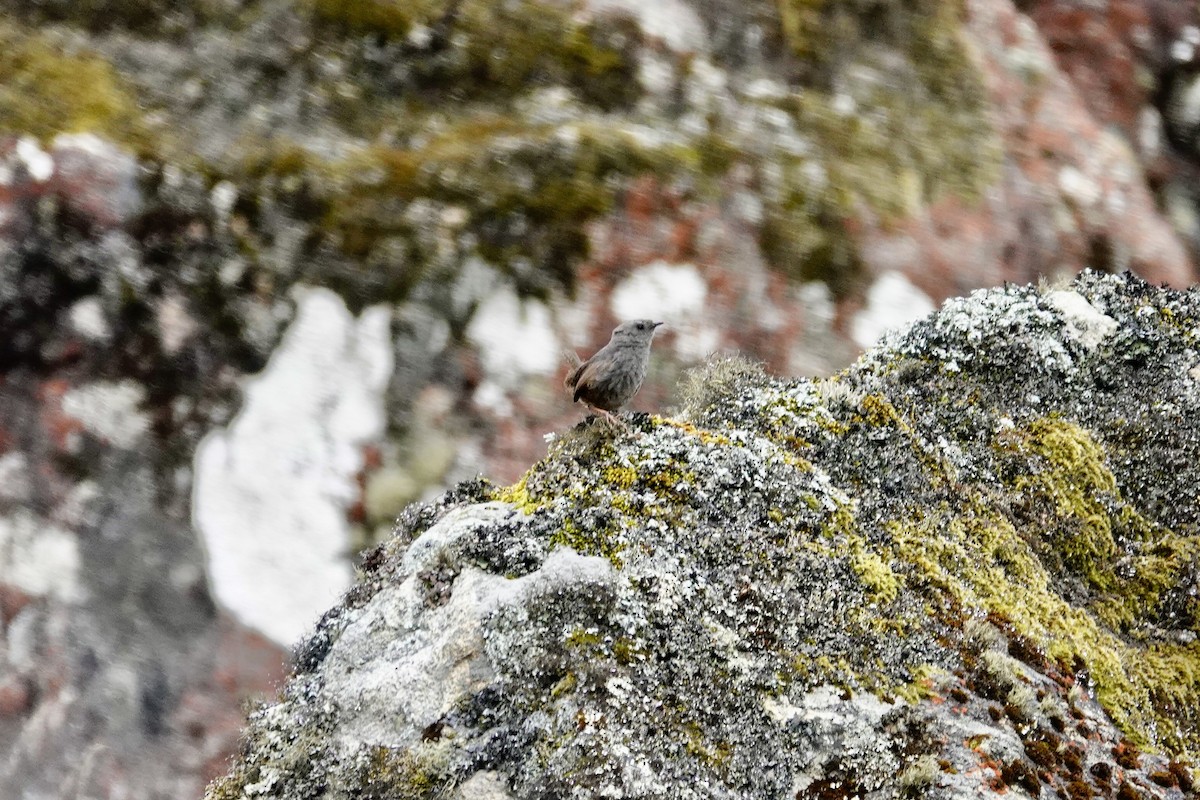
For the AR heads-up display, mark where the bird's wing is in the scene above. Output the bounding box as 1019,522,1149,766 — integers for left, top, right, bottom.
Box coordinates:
571,350,620,403
571,360,598,402
564,359,586,390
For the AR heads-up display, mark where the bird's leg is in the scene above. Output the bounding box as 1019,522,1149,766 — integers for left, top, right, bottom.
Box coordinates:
586,404,625,428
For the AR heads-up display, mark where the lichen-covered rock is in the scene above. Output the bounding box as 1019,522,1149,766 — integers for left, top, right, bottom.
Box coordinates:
207,272,1200,799
3,0,1198,489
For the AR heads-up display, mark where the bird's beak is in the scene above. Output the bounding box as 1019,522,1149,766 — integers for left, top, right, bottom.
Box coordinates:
653,321,665,329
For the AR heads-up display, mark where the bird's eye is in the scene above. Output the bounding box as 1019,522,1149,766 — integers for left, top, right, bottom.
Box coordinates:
636,323,645,330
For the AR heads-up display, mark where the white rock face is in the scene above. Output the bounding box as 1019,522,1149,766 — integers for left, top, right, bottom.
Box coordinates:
61,380,151,449
851,270,936,349
68,297,111,341
453,771,514,800
466,286,560,386
588,0,707,53
610,261,716,361
610,261,707,322
322,503,616,749
14,137,53,181
193,287,394,646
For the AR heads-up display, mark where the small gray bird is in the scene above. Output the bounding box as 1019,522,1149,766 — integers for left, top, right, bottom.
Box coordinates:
565,319,664,424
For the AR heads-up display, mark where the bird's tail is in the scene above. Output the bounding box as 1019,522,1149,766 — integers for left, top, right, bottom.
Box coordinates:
561,349,583,389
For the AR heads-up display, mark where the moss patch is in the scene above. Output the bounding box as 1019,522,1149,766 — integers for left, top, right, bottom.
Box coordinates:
886,491,1200,755
0,22,142,141
309,0,643,111
756,0,998,298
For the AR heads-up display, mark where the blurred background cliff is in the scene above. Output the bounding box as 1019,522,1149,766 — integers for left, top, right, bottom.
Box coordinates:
1,0,1199,797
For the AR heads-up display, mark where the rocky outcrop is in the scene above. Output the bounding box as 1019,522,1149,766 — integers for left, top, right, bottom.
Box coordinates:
0,136,294,797
3,0,1200,490
4,3,1200,797
207,272,1200,799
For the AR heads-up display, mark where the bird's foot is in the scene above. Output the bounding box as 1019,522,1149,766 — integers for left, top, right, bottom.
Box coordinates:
588,406,626,429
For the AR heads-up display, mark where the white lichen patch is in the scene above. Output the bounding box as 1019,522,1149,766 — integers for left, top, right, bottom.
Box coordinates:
466,286,559,387
1043,289,1118,350
0,510,81,600
588,0,707,53
453,771,514,800
68,297,110,341
0,452,31,503
851,270,936,349
323,510,615,750
15,137,53,181
874,285,1075,375
786,685,903,795
610,261,707,321
61,380,150,449
156,292,198,355
193,287,393,646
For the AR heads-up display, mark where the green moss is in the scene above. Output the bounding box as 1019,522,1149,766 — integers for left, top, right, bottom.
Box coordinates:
227,116,700,306
0,23,142,141
893,664,943,704
850,546,901,604
998,417,1197,629
550,518,626,567
759,182,865,300
354,743,454,800
565,626,603,648
311,0,642,111
612,636,643,665
685,724,733,769
1009,417,1120,587
0,0,228,33
759,0,998,299
311,0,422,40
550,671,577,698
859,393,905,429
887,495,1200,756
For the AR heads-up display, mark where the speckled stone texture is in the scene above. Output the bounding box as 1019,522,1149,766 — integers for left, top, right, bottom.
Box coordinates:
207,272,1200,800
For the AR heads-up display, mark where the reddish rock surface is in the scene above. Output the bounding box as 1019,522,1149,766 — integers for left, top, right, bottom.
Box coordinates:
862,0,1196,306
1025,0,1196,135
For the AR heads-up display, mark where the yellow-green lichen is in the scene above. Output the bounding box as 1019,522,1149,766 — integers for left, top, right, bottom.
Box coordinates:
0,23,142,141
850,546,901,605
354,742,455,800
887,495,1200,756
603,466,639,490
998,417,1197,630
858,393,905,428
759,0,999,298
892,664,945,705
492,475,543,515
550,518,625,567
550,671,577,698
